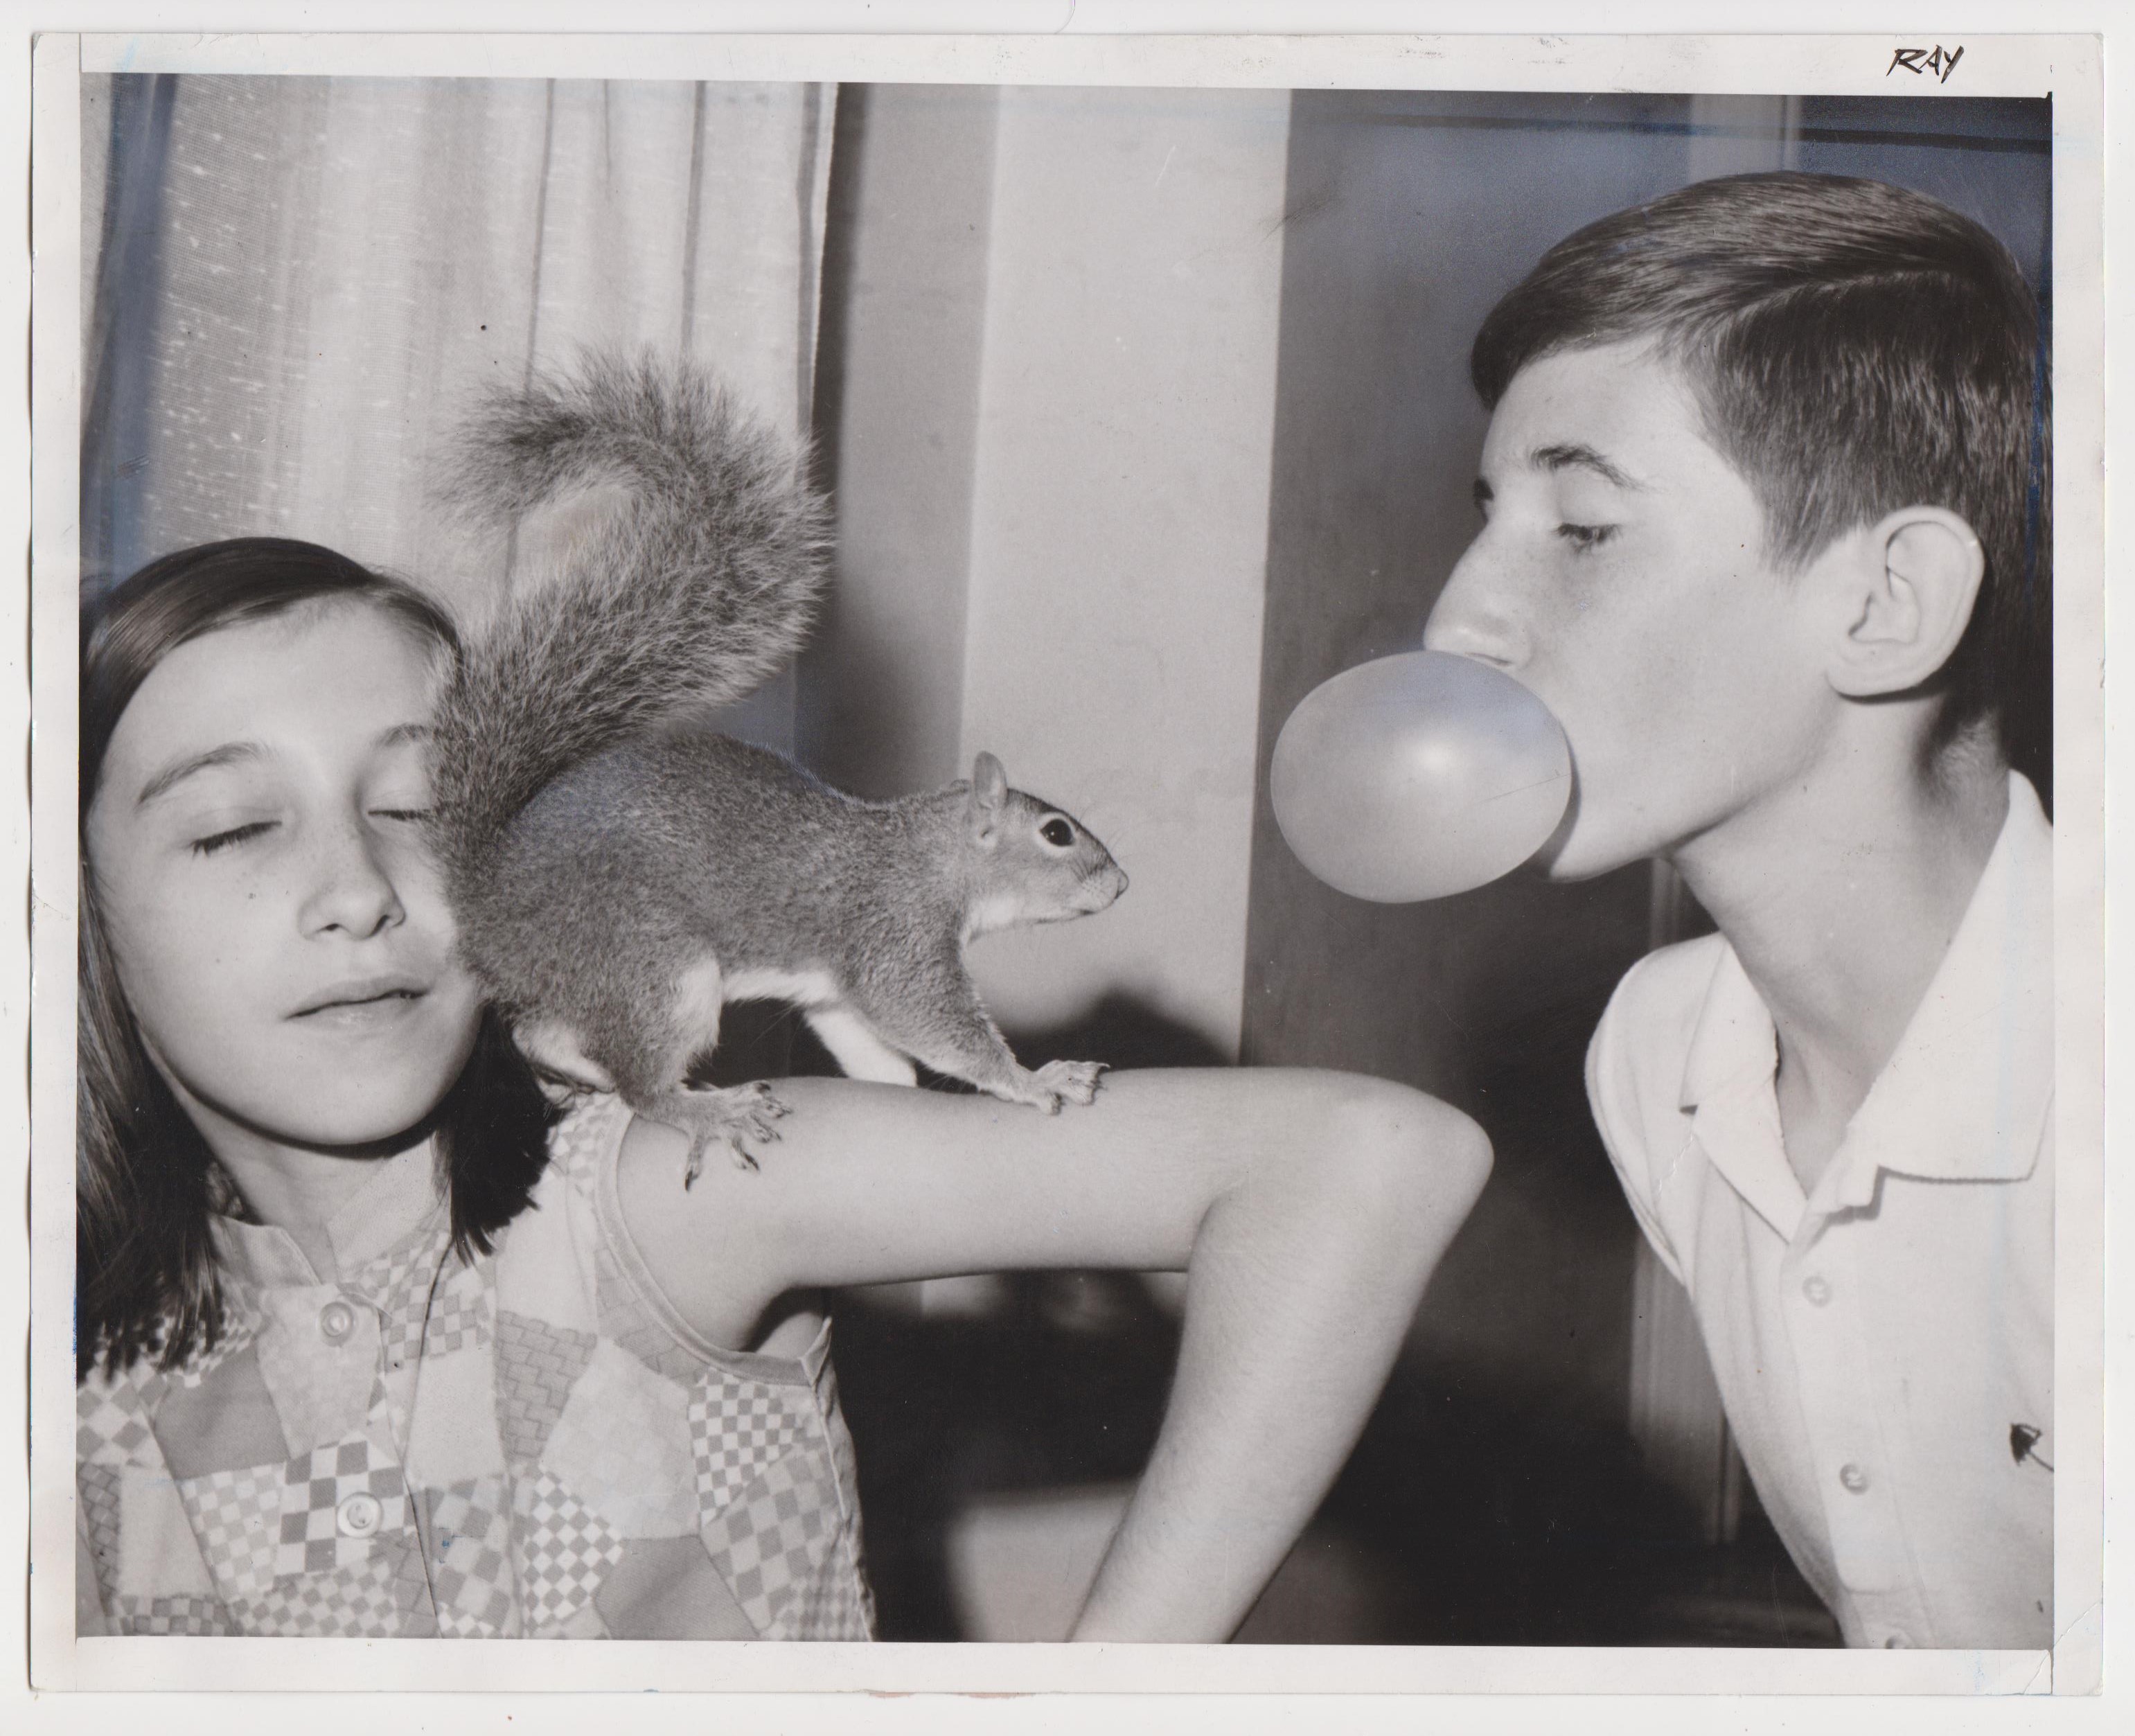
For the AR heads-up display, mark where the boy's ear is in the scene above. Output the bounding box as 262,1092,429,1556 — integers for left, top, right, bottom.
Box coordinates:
1823,506,1986,700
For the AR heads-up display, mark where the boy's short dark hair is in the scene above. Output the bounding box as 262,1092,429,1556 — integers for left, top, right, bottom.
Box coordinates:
1471,170,2050,797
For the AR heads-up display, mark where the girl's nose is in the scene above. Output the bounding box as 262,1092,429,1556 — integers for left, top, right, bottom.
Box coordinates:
1421,544,1532,670
299,823,407,939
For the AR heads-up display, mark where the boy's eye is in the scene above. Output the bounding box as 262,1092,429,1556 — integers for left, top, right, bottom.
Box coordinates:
191,821,275,857
370,808,433,824
1556,522,1617,553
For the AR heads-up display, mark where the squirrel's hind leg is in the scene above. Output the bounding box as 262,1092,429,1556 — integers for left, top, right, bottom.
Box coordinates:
515,1017,616,1092
592,955,789,1187
635,1083,790,1187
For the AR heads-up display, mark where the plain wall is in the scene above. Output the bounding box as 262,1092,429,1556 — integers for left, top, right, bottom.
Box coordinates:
800,84,998,800
806,83,1292,1055
956,85,1291,1047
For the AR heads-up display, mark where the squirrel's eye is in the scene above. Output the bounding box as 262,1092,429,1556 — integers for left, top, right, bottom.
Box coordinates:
1040,818,1075,848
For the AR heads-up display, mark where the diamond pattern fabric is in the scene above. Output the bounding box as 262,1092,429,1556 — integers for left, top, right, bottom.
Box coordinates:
690,1372,806,1516
511,1469,626,1633
78,1090,872,1639
169,1286,263,1390
110,1593,233,1636
275,1437,412,1577
78,1378,156,1467
229,1537,425,1638
421,1259,495,1360
700,1450,840,1639
177,1460,287,1602
78,1460,123,1579
426,1478,519,1635
495,1311,597,1466
798,1540,873,1641
540,1342,698,1539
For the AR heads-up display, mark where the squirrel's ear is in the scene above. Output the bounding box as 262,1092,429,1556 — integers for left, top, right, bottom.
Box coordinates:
969,752,1007,844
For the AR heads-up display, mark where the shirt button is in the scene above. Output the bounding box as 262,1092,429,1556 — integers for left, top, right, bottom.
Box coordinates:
1839,1462,1871,1494
336,1491,383,1539
1801,1275,1832,1307
1884,1632,1913,1649
318,1299,357,1344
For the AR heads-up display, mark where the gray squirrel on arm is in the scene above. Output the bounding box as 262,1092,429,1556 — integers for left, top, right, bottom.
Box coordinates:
427,353,1128,1185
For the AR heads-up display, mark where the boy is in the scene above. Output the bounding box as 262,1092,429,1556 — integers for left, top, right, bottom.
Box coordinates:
1423,172,2053,1649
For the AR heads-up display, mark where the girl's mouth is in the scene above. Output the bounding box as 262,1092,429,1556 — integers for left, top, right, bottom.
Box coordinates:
290,977,430,1021
292,991,428,1032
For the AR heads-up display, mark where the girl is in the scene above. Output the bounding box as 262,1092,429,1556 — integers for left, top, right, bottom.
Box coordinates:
76,538,1490,1642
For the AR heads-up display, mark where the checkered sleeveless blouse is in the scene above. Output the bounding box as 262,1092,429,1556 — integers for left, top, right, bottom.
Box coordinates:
76,1091,875,1639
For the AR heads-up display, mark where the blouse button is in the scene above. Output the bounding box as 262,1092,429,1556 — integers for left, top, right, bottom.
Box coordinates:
1839,1462,1871,1494
336,1491,384,1539
318,1299,357,1344
1801,1275,1832,1307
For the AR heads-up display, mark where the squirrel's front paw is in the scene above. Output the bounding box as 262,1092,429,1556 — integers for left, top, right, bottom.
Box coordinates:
645,1081,789,1187
995,1059,1108,1114
1034,1059,1107,1106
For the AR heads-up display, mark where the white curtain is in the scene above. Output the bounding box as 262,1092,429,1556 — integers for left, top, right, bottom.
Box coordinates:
82,74,835,628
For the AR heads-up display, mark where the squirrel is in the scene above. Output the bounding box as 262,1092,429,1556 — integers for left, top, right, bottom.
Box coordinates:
427,353,1128,1185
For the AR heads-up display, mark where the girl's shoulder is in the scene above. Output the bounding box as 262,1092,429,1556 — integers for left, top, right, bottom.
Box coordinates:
543,1087,637,1193
505,1089,825,1388
493,1086,633,1307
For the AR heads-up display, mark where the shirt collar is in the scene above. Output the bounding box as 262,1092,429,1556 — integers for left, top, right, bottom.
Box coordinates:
1679,946,1806,1239
211,1140,447,1289
1834,772,2054,1201
1676,772,2053,1225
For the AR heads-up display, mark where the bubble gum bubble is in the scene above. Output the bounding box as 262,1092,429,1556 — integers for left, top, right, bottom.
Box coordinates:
1270,650,1573,903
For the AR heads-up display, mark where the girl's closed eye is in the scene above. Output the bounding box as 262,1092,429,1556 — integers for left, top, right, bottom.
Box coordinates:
191,818,278,857
366,772,436,828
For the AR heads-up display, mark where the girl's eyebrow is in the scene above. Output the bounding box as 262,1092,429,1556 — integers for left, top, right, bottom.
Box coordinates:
136,742,264,808
137,723,430,806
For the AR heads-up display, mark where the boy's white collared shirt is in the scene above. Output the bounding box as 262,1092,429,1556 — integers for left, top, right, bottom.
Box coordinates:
1587,773,2054,1650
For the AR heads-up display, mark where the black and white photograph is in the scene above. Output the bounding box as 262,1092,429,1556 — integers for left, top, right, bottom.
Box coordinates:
21,19,2111,1712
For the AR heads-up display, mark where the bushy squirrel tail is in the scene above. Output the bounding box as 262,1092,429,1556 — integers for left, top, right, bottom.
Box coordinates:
428,352,829,894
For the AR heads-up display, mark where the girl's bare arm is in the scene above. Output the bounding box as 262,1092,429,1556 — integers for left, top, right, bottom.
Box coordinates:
616,1067,1491,1642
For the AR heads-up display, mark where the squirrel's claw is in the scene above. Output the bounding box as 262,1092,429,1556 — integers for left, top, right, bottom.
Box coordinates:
1034,1059,1108,1108
989,1059,1108,1115
682,1135,759,1189
650,1081,790,1188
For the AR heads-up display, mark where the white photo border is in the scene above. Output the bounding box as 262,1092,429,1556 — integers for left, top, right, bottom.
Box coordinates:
24,24,2108,1705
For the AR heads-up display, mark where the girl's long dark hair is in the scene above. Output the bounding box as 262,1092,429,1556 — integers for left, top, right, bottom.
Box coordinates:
78,538,558,1380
